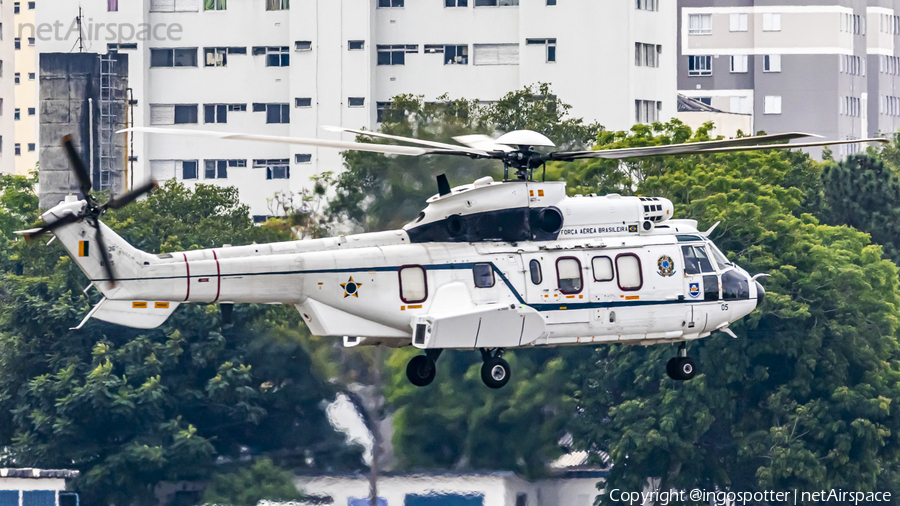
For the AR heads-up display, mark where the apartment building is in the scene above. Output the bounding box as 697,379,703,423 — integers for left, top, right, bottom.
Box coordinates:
14,0,37,175
678,0,900,158
0,1,16,175
36,0,676,218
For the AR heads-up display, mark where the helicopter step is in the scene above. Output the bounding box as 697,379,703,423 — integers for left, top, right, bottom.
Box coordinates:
666,342,698,381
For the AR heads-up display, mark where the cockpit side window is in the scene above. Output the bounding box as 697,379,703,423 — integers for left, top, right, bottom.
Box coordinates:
694,246,715,273
708,242,732,270
722,270,750,300
473,263,495,288
556,257,583,294
682,246,700,275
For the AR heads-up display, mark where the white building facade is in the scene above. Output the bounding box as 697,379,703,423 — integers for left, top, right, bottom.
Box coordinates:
36,0,676,218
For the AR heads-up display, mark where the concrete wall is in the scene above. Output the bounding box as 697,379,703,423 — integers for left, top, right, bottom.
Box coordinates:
38,52,129,208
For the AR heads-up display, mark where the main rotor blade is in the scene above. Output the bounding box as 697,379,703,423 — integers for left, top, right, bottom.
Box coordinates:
323,126,492,157
62,135,94,196
120,127,431,156
20,213,81,241
691,137,889,154
91,222,116,288
104,181,157,210
548,132,819,161
453,134,516,153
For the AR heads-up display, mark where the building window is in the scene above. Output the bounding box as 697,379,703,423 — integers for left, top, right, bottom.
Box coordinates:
14,109,19,120
28,38,35,46
688,14,712,35
472,43,519,65
556,257,583,294
265,0,289,10
254,46,289,67
764,54,781,72
151,0,202,12
14,2,19,14
475,0,519,5
227,104,247,112
14,73,20,84
150,48,198,67
526,38,556,62
377,44,416,65
253,103,290,123
180,161,199,180
688,55,712,76
14,38,20,50
348,40,365,50
150,104,199,125
616,254,643,291
841,96,861,117
108,0,119,9
635,0,655,11
446,0,467,5
377,102,391,122
205,0,226,10
204,104,228,124
444,45,468,65
254,159,291,179
378,0,404,7
592,256,614,282
28,1,35,8
204,48,228,67
27,143,35,152
730,55,748,73
296,97,312,108
634,42,661,67
399,266,428,303
28,73,35,80
730,95,750,114
295,41,312,51
635,100,661,123
729,13,748,31
547,0,556,4
762,12,781,31
15,143,20,155
27,108,35,116
204,160,238,179
348,97,365,107
764,95,782,115
295,154,312,164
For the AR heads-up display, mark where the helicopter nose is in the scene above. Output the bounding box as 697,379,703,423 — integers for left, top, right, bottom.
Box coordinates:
755,280,766,309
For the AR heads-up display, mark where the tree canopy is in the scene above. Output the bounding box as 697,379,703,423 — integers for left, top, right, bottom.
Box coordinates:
0,178,361,506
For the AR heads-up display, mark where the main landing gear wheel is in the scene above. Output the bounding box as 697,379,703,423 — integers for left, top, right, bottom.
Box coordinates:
406,355,437,387
666,343,698,381
479,349,511,389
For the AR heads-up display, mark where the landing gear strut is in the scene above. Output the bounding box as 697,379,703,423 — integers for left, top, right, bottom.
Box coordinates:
406,349,442,387
666,343,697,381
480,348,511,389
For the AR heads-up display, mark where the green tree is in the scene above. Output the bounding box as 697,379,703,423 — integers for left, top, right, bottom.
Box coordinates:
568,122,900,504
202,458,303,506
821,154,900,265
0,179,361,506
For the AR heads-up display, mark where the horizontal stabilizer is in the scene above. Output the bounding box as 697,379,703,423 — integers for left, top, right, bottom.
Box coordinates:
72,298,180,330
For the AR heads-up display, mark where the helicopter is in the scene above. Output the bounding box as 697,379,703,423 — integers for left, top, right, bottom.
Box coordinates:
18,128,887,388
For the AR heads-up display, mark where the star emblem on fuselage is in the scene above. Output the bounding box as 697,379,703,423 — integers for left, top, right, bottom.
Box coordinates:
341,277,362,298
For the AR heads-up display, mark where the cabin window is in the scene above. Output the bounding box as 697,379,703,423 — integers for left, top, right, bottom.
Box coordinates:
682,245,714,274
473,263,495,288
592,256,614,282
556,257,583,294
722,270,750,300
616,254,643,291
399,265,428,303
529,259,543,285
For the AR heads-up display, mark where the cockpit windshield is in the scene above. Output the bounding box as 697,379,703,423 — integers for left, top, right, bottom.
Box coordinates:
707,241,733,270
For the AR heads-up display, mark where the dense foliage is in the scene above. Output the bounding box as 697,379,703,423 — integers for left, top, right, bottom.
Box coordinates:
202,459,304,506
0,179,361,505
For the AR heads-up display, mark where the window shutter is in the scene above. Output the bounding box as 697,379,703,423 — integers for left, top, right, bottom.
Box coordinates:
150,0,175,11
174,0,199,11
497,44,519,64
473,44,499,65
150,105,175,125
150,160,176,180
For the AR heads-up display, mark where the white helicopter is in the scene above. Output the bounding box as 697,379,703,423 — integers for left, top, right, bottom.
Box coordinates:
19,129,886,389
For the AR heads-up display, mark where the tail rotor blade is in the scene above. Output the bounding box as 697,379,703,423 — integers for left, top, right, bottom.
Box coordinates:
62,135,93,197
91,222,117,288
23,213,81,241
104,181,157,210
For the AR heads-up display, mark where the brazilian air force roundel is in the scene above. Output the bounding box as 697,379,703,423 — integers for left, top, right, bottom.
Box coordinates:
341,277,362,298
657,255,675,277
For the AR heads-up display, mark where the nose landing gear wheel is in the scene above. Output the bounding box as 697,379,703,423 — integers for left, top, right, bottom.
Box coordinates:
481,357,511,389
406,355,437,387
666,356,697,381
